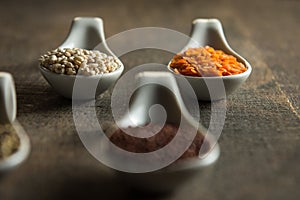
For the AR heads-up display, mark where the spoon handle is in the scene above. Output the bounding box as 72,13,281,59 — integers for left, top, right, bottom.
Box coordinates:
60,17,114,55
0,72,16,124
186,18,229,50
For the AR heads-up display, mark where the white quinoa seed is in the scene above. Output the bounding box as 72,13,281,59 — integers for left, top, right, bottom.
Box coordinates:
39,48,121,76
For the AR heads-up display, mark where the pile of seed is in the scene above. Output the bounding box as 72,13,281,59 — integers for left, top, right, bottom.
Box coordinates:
39,48,122,76
0,124,20,159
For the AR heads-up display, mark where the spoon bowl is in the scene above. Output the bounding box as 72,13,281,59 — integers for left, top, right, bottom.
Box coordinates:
168,18,252,101
39,17,124,100
0,121,31,177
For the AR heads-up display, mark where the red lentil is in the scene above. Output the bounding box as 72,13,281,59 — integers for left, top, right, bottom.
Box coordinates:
170,46,247,77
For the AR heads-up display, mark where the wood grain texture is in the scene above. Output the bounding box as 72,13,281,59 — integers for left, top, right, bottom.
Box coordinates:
0,0,299,199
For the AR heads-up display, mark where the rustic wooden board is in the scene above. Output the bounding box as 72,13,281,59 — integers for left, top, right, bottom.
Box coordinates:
0,0,299,199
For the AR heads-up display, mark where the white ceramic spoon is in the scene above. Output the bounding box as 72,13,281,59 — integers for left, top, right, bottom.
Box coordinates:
108,71,220,193
40,17,124,100
0,72,30,176
168,18,252,101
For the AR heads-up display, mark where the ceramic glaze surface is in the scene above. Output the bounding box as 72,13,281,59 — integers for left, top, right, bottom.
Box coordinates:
0,72,16,124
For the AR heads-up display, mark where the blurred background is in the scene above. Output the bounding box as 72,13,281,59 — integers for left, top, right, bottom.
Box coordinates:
0,0,299,199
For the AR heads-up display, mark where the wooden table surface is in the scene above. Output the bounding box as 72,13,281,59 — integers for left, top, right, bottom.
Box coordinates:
0,0,299,199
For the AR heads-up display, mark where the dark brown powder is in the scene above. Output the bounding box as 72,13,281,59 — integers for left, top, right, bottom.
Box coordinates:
109,123,208,161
